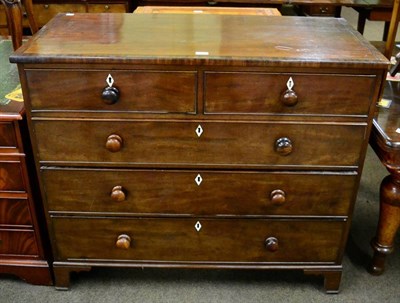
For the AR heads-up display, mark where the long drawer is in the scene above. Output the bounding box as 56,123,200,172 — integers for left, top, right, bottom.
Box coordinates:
33,120,366,168
0,229,39,256
25,70,197,114
42,168,357,216
204,72,376,116
52,217,345,263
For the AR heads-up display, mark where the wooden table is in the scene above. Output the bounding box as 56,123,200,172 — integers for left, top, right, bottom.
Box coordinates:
353,0,394,40
368,78,400,275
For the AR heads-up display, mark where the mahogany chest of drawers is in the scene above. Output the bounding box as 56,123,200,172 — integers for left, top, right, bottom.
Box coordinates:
0,96,52,285
11,13,388,292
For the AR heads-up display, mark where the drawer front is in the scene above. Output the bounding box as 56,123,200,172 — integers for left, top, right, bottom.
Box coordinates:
0,162,25,192
33,4,87,26
303,5,338,16
87,4,127,13
34,120,365,168
204,72,375,116
0,229,38,256
0,122,17,148
0,198,32,226
52,217,344,263
26,70,197,114
43,168,357,216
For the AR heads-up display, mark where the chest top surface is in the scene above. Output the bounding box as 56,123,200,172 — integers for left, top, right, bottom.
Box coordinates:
10,13,388,68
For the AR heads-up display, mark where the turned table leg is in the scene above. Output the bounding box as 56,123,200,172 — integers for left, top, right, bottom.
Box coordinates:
0,0,23,50
22,0,38,34
369,174,400,275
1,0,38,50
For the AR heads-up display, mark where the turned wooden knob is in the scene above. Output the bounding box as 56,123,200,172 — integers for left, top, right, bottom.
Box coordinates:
105,134,123,152
270,189,286,205
102,86,120,104
116,234,131,249
275,137,293,156
280,89,298,106
265,237,279,252
111,186,126,202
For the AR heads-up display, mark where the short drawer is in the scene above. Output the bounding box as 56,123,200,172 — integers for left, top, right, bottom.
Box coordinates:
0,229,38,256
87,4,127,13
0,161,25,192
0,198,32,226
26,70,197,114
52,217,345,263
204,72,376,116
0,122,18,148
34,120,366,168
302,5,338,17
43,168,357,216
32,4,86,27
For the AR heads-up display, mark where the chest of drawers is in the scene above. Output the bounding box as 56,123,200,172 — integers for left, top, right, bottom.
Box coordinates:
11,13,388,292
0,98,52,285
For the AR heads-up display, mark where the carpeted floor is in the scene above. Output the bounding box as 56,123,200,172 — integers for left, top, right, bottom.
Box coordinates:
0,40,20,104
1,7,399,303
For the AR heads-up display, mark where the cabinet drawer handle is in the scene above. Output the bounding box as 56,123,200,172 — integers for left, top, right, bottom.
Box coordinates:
265,237,279,252
105,134,123,152
102,74,119,104
270,189,286,205
275,137,293,156
116,234,131,249
111,185,126,202
320,7,329,13
102,86,120,104
280,77,298,106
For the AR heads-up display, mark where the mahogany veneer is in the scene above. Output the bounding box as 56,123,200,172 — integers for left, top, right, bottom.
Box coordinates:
10,13,388,292
0,98,52,285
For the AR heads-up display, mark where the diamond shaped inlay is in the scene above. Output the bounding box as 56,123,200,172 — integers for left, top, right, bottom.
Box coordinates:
195,125,203,137
195,221,202,232
106,74,114,87
195,174,203,186
286,77,294,91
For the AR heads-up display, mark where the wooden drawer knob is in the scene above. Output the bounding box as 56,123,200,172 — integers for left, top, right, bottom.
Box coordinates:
102,86,120,104
105,134,123,152
280,89,298,106
265,237,279,252
116,234,131,249
280,77,298,106
111,185,126,202
270,189,286,205
275,137,293,156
